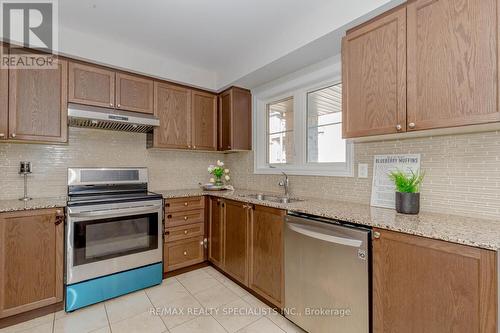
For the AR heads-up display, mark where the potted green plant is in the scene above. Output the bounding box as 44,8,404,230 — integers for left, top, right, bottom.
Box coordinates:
388,169,425,214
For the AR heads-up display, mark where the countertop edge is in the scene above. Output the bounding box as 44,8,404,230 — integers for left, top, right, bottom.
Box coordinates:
159,189,500,251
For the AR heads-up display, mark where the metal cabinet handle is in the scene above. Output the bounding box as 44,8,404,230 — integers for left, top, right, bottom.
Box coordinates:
110,103,114,107
408,122,416,129
373,231,381,239
11,133,16,138
183,216,188,220
0,133,4,138
117,104,121,108
184,230,188,234
183,251,187,256
396,124,402,131
184,202,188,206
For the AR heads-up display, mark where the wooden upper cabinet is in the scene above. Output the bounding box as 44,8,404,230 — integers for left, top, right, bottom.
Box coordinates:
249,205,284,308
8,53,68,143
115,73,154,114
208,196,224,268
342,7,406,138
151,82,191,149
218,87,252,151
68,62,115,108
191,90,217,151
0,44,7,141
406,0,500,131
223,200,249,285
373,228,497,333
0,209,64,319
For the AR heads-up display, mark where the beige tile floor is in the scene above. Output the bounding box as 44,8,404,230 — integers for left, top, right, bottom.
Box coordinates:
0,267,305,333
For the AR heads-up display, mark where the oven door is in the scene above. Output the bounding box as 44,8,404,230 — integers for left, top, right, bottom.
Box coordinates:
66,199,163,285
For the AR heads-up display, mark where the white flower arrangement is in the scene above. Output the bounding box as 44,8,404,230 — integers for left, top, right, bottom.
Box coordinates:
208,160,230,186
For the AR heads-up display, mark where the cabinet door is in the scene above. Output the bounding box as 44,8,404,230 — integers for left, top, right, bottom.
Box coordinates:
407,0,500,131
68,62,115,108
164,236,204,272
152,83,191,149
8,53,68,143
0,209,64,318
208,197,224,268
249,205,284,307
0,43,7,141
191,90,217,151
342,7,406,138
219,88,252,151
223,200,249,285
219,90,231,151
116,73,154,114
373,228,497,333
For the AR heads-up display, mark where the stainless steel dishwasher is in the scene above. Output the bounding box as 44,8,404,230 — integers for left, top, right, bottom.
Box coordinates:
284,212,371,333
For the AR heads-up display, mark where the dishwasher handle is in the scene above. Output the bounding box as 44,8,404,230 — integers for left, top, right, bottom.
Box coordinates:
287,222,363,248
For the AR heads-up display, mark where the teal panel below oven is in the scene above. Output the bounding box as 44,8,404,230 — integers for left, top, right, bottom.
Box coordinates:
65,262,163,312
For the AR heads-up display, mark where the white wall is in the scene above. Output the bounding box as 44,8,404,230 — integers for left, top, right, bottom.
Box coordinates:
58,26,218,90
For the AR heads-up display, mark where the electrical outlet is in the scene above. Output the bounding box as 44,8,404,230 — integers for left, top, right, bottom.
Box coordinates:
358,163,368,178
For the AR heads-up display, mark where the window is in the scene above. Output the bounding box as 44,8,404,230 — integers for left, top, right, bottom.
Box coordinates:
307,84,345,163
254,72,353,177
267,97,294,164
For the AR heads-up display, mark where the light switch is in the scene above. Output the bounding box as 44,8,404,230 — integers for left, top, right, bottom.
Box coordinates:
358,163,368,178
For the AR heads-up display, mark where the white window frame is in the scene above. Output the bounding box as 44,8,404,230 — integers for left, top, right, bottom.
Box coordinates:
254,64,354,177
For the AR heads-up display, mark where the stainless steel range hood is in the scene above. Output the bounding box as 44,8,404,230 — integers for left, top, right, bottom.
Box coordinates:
68,103,160,133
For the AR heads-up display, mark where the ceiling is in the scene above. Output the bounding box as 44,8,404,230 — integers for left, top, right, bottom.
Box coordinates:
58,0,398,90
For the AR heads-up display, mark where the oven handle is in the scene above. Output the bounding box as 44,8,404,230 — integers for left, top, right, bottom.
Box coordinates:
68,205,161,219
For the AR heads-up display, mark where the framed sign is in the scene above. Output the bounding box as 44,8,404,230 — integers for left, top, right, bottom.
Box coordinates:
371,154,421,209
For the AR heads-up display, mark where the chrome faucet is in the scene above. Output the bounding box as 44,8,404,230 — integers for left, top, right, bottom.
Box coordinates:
278,171,290,198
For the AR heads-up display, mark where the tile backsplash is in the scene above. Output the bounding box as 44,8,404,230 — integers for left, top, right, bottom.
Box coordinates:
0,127,223,200
2,127,500,220
226,131,500,220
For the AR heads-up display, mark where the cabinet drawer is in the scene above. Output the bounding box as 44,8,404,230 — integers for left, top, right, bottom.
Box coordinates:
165,223,204,243
165,209,204,227
164,236,204,271
165,196,204,213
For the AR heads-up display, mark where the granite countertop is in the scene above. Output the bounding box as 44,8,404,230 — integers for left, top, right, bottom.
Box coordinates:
0,197,67,213
1,188,498,251
157,188,500,251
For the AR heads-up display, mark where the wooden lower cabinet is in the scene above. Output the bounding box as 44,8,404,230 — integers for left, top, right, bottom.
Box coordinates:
165,209,204,228
208,197,224,268
249,205,284,308
373,228,497,333
223,200,250,285
164,236,204,272
0,208,64,319
208,197,286,308
164,197,207,273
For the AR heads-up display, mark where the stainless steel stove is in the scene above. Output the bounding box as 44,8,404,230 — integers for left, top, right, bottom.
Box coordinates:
65,167,163,312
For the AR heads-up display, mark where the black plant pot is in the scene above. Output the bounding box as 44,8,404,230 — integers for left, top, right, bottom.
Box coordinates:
395,192,420,214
